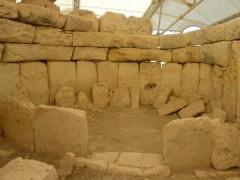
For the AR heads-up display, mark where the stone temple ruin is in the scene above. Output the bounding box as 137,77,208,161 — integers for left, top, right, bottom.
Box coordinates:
0,0,240,179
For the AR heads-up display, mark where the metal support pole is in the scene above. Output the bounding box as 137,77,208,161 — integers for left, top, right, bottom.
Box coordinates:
157,0,164,35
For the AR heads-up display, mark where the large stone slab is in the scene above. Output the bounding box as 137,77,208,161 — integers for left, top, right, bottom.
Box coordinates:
3,44,73,62
159,33,190,49
225,18,240,41
110,87,131,108
212,65,224,109
124,34,158,49
21,0,60,11
17,3,66,28
34,27,72,46
76,61,97,98
181,63,200,102
118,63,139,87
0,18,35,43
34,105,88,156
178,100,205,118
64,14,93,32
205,24,226,43
92,83,109,108
109,48,172,62
188,29,207,45
0,0,17,18
20,62,49,105
0,157,58,180
163,117,213,170
127,16,152,35
47,62,76,104
73,47,108,61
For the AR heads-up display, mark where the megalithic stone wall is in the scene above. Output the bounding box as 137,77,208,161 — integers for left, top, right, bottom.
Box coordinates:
0,0,239,121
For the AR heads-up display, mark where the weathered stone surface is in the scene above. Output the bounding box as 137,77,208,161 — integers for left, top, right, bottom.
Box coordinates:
212,108,227,122
127,16,152,35
225,18,240,41
118,63,139,87
58,152,76,179
205,24,226,43
0,18,34,43
110,87,130,108
55,86,76,108
124,34,158,49
203,42,231,67
75,158,107,171
3,44,73,62
0,44,3,60
71,9,98,32
92,83,109,108
34,27,72,46
20,62,49,105
73,47,108,61
107,163,142,176
158,98,188,116
91,152,119,163
76,61,97,98
77,91,91,110
178,100,205,118
0,0,17,18
0,157,58,180
153,87,172,109
97,62,118,88
181,63,200,102
21,0,60,11
117,152,142,167
159,33,190,49
64,14,93,32
163,117,213,170
212,65,224,109
160,63,182,96
109,48,172,62
192,46,205,62
188,30,207,45
211,121,240,170
34,105,88,156
48,62,76,104
17,3,65,28
130,85,140,109
143,165,171,178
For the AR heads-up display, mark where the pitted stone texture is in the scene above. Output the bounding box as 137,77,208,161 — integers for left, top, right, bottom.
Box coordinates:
0,157,58,180
118,63,139,88
205,23,226,43
109,48,172,62
130,85,140,109
110,87,131,108
159,33,190,49
0,0,17,18
21,0,60,11
226,18,240,41
3,44,73,62
48,62,76,104
64,14,93,32
17,3,66,28
73,47,108,61
178,100,205,118
92,83,109,108
20,62,49,105
0,18,34,43
127,16,152,35
153,86,172,109
163,117,213,170
91,152,119,163
34,27,72,46
34,105,88,156
55,86,76,108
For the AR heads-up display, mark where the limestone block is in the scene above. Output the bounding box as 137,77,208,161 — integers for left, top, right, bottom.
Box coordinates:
64,14,93,32
55,86,76,108
205,24,226,43
73,47,108,61
109,48,172,62
159,33,190,49
0,0,17,18
188,29,207,45
91,152,119,163
211,121,240,170
172,47,192,63
160,63,182,96
163,117,213,170
118,63,139,87
34,105,88,156
140,62,161,105
92,83,109,108
70,9,98,32
203,42,231,67
117,152,142,167
153,87,172,109
21,0,60,11
34,27,72,46
47,62,76,104
3,44,73,62
20,62,49,105
127,16,152,35
107,163,142,176
212,108,227,122
57,152,76,179
73,32,125,48
0,157,58,180
17,3,66,28
143,165,171,178
99,12,129,33
124,34,159,49
75,158,107,171
0,18,35,43
212,65,224,109
130,85,140,109
225,18,240,41
0,98,35,151
97,62,118,88
0,43,3,60
157,98,188,116
110,87,130,108
192,46,205,62
178,100,206,118
180,63,200,102
77,91,91,110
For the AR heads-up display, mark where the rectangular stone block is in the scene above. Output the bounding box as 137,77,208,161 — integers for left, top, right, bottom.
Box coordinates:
118,63,139,87
225,18,240,41
159,33,190,49
0,18,35,43
180,63,200,102
97,62,118,88
64,14,93,32
76,61,97,99
204,24,226,43
47,62,76,104
127,16,152,35
109,48,172,62
73,47,108,61
3,44,73,62
34,27,72,46
178,100,206,118
0,0,17,18
188,30,207,45
34,105,88,156
212,65,224,109
20,62,49,105
124,34,158,49
92,83,109,108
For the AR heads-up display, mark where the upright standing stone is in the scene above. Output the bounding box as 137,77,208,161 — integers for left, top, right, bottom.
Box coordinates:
130,85,140,109
110,87,130,108
118,63,139,87
212,65,224,109
92,83,109,108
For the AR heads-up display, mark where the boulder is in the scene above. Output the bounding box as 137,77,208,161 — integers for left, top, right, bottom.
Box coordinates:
55,86,76,108
178,100,206,118
110,87,131,108
34,105,88,156
118,63,139,88
92,83,109,108
159,33,190,49
153,87,172,109
21,0,60,11
73,47,108,61
0,0,17,19
64,14,93,31
127,16,152,35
